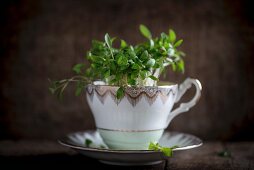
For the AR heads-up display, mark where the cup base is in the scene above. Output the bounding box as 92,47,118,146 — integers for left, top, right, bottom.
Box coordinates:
98,128,164,150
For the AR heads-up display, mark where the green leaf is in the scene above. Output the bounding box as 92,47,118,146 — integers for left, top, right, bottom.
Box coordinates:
48,79,56,94
75,81,84,96
130,45,135,51
169,29,176,43
121,40,127,48
73,63,85,74
140,70,148,80
104,70,110,78
90,56,105,63
161,32,168,39
128,79,136,85
146,58,155,67
109,78,117,84
148,142,178,157
111,37,117,43
139,24,152,39
179,51,186,57
131,63,140,69
49,87,55,94
174,39,183,47
148,142,156,150
161,147,172,157
75,86,82,96
140,50,149,60
217,150,231,158
177,59,185,73
120,65,129,71
150,39,154,48
91,40,104,50
110,62,116,72
91,63,96,68
131,71,138,79
116,86,125,99
85,139,92,147
117,55,128,66
105,33,112,48
149,75,159,81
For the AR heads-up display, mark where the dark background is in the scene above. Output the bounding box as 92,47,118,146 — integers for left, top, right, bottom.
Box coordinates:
0,0,253,141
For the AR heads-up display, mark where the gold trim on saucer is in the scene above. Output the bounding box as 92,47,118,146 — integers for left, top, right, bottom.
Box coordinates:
97,128,164,132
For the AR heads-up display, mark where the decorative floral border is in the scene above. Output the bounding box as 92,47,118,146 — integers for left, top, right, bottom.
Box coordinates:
86,85,177,107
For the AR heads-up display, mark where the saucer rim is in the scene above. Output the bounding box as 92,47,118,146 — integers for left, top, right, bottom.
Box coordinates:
58,130,203,153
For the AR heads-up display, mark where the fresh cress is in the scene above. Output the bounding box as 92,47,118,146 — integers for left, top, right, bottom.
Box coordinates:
49,24,185,99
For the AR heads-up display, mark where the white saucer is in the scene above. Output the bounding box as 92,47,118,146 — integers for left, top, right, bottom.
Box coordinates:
59,130,202,165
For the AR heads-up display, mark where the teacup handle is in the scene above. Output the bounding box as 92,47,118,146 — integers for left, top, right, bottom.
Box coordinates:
166,78,202,126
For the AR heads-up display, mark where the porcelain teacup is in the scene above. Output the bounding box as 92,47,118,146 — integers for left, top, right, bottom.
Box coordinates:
86,78,201,150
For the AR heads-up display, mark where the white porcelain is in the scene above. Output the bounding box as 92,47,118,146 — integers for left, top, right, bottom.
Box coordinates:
86,78,202,149
58,130,203,166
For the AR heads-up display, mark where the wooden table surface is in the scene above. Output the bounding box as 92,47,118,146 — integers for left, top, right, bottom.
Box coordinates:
0,140,253,169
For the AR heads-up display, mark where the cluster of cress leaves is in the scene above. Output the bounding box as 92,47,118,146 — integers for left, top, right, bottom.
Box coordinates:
148,142,178,157
49,24,185,99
